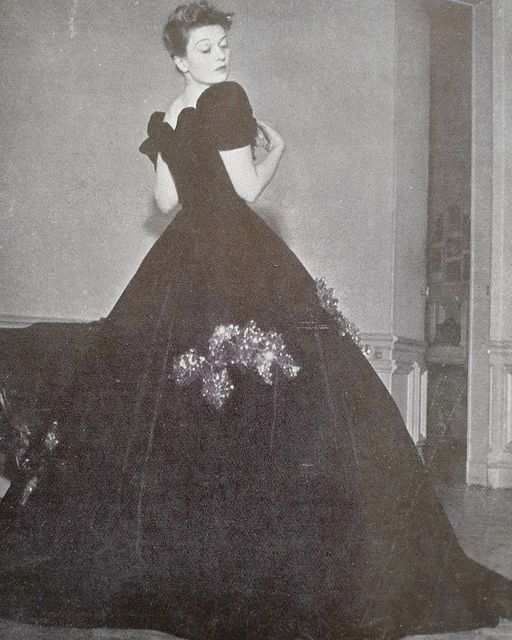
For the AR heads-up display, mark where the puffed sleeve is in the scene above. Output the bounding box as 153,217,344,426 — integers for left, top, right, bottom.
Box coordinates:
139,111,172,169
197,81,258,151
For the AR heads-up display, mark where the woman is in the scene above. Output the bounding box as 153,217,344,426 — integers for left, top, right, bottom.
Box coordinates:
0,2,511,639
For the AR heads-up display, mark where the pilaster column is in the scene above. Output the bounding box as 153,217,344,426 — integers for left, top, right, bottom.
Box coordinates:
468,0,512,488
361,1,430,445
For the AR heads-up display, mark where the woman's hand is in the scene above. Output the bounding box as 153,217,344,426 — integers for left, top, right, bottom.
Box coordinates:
219,121,286,202
253,123,271,153
256,121,285,153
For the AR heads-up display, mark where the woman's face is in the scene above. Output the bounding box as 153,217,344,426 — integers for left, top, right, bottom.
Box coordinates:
176,24,231,85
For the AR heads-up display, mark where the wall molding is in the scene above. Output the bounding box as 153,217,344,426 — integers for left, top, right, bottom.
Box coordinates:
449,1,486,6
0,314,95,329
488,339,512,355
361,333,427,445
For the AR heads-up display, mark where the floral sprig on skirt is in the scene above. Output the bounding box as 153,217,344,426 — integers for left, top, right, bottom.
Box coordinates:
173,321,300,409
315,278,373,357
0,387,61,507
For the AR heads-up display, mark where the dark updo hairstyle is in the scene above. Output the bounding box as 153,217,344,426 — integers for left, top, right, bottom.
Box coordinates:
163,1,233,59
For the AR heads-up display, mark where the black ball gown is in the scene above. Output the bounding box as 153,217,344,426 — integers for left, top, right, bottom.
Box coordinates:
0,81,511,640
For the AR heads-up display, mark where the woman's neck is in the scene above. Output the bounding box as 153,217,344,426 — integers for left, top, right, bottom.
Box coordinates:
167,79,222,127
181,81,211,108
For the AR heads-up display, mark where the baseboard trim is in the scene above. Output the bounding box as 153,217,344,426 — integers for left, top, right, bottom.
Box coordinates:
0,314,95,329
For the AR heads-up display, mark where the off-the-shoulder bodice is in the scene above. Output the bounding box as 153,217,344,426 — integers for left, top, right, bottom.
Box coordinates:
139,81,257,210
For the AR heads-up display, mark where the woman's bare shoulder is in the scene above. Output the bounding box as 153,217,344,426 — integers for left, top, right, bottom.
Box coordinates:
165,95,186,128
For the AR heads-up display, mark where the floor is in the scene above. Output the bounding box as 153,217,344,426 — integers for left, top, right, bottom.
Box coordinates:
407,483,512,640
0,482,511,640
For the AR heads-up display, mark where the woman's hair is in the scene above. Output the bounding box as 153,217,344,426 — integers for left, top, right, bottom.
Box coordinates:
163,1,233,58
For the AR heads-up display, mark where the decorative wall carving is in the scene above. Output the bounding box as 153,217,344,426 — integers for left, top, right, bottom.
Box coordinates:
487,341,512,488
362,333,427,446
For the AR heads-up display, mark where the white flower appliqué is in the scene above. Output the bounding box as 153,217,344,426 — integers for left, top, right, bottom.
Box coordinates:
315,277,373,357
173,321,301,409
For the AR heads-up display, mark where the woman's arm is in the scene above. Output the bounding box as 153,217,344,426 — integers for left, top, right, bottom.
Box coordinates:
219,121,285,203
154,152,179,214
